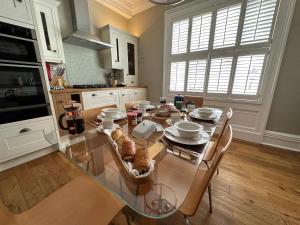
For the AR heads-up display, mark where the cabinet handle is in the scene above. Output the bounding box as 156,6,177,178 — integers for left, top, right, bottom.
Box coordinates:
109,92,113,95
16,0,23,2
20,128,31,134
135,93,137,95
52,50,57,53
91,94,96,97
122,94,125,96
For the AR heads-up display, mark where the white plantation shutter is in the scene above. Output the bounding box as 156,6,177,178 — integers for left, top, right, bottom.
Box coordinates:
169,62,186,92
232,54,265,95
187,60,207,92
241,0,277,44
207,57,233,93
190,13,212,52
171,19,189,55
213,4,241,49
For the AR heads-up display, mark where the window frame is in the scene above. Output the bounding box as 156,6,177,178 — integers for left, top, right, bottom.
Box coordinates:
163,0,280,104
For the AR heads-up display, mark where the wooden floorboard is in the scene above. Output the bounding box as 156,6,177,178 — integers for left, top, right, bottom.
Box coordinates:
0,141,299,225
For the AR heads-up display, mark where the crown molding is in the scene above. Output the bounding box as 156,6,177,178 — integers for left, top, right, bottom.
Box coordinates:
96,0,154,19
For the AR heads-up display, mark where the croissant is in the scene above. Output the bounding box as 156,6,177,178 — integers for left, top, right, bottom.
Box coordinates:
121,139,136,161
111,128,123,141
134,148,151,173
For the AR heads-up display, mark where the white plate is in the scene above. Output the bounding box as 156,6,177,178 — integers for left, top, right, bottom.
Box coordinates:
133,104,155,110
189,110,218,121
164,126,209,145
97,111,127,121
96,123,120,133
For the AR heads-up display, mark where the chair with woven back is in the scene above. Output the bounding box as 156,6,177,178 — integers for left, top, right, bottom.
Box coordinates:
0,176,128,225
179,124,233,225
183,95,204,108
203,108,233,173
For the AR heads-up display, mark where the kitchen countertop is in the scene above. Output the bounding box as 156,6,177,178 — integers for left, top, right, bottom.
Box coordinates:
50,86,147,94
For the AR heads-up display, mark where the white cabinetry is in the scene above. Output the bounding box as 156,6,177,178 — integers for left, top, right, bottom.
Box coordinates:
33,0,64,63
100,25,138,86
82,90,119,110
129,88,147,102
0,0,33,26
0,117,57,163
119,89,130,111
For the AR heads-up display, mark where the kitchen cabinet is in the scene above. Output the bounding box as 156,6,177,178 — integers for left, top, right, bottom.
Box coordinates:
33,0,64,63
119,89,130,111
0,117,57,163
100,25,139,86
129,88,147,102
0,0,33,26
82,90,119,110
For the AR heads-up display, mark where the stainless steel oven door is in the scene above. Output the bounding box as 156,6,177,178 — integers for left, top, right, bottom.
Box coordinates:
0,63,50,124
0,33,41,64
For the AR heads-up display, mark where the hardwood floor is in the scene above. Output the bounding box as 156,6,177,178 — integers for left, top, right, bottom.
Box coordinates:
0,141,299,225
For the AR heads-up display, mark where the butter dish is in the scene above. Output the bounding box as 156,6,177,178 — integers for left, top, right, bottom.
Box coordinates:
132,120,157,139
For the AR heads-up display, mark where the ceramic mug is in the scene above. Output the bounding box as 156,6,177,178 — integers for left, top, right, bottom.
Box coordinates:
187,104,196,112
102,117,114,129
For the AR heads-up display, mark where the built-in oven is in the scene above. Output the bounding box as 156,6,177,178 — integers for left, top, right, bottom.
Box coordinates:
0,21,50,124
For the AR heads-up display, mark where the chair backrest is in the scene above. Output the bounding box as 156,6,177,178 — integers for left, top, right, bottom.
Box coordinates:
208,124,233,179
204,108,233,161
181,125,233,217
125,102,137,112
184,95,203,108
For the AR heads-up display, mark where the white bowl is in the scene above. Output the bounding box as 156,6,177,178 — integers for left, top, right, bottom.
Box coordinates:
174,121,203,138
102,108,119,118
198,108,214,119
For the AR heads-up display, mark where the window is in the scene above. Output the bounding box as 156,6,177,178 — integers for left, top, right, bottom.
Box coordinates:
166,0,278,100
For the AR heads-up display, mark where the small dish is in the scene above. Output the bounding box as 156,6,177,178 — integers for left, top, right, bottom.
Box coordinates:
174,121,203,138
102,108,119,118
198,108,214,119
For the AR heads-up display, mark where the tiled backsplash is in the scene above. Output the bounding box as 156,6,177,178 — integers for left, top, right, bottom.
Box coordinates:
63,43,110,85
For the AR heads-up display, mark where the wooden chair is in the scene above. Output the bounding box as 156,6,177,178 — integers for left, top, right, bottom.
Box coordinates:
0,176,126,225
203,108,233,173
184,95,204,108
179,125,233,225
125,102,136,112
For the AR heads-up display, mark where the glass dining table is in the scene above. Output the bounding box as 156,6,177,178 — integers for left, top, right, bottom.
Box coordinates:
64,109,223,219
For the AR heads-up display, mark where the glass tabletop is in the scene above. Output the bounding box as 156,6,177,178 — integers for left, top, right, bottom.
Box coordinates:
64,111,222,219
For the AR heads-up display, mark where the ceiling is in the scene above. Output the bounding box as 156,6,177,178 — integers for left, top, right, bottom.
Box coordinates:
96,0,155,19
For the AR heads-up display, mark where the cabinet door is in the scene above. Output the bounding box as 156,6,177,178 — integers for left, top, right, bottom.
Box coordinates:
129,89,147,102
119,90,130,111
124,37,138,85
110,31,123,69
82,91,119,110
0,0,33,25
34,1,62,61
0,118,56,162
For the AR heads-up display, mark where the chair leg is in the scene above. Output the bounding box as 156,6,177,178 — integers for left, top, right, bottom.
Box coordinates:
208,183,212,213
184,216,191,225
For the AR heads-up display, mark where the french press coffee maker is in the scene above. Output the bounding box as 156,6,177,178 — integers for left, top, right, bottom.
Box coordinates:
58,101,85,135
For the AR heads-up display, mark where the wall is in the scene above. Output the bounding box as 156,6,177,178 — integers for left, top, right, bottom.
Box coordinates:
266,1,300,136
128,6,167,103
56,0,129,85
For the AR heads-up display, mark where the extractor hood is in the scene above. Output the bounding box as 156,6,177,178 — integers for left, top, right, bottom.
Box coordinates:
63,0,112,50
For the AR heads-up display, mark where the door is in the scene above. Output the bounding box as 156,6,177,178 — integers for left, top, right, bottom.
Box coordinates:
124,37,138,85
119,90,130,111
34,1,61,60
0,0,33,25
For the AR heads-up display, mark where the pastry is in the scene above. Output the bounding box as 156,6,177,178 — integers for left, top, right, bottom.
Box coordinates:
134,148,151,173
111,128,123,141
121,139,136,161
155,104,178,117
116,135,126,149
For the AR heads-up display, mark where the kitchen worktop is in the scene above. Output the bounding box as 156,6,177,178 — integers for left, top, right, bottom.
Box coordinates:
50,86,147,94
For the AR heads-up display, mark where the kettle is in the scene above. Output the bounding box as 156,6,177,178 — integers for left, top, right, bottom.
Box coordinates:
58,101,85,135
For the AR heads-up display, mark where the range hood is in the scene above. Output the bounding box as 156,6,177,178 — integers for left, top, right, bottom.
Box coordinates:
63,0,112,50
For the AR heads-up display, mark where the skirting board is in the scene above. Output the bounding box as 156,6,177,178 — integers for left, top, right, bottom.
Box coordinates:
0,145,58,172
263,130,300,152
